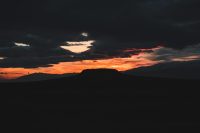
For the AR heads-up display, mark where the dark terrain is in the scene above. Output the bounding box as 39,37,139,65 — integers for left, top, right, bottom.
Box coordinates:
1,69,200,133
15,73,77,82
125,60,200,80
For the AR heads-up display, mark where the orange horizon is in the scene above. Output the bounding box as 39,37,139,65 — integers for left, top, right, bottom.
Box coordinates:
0,50,160,79
1,44,199,80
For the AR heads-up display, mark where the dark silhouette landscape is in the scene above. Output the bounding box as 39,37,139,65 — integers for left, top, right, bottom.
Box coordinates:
1,0,200,132
125,60,200,80
2,69,200,133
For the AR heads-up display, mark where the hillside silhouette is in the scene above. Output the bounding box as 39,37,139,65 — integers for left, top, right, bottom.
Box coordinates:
125,60,200,79
1,69,200,133
15,73,77,82
79,69,127,80
80,68,121,77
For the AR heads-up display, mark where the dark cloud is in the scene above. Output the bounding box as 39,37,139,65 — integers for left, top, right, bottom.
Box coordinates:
0,55,70,68
1,0,200,46
0,32,75,67
1,0,200,68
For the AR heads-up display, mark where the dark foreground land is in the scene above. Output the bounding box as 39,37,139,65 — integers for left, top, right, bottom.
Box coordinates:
1,69,200,133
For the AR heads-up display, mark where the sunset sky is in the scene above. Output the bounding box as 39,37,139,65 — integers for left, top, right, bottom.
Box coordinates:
1,0,200,79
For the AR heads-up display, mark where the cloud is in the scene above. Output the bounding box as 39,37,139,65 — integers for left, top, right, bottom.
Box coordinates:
1,0,200,69
1,30,200,69
15,42,30,47
0,33,76,68
60,40,95,53
145,44,200,62
1,0,200,50
0,57,5,60
1,42,200,79
81,32,89,37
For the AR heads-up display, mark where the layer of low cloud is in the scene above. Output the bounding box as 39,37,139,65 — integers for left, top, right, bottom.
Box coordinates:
146,44,200,62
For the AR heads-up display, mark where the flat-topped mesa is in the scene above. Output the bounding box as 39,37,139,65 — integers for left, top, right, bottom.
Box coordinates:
79,69,123,79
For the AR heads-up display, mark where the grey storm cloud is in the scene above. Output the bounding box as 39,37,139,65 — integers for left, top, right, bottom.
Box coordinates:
0,32,80,68
1,0,200,47
1,0,200,68
1,30,200,68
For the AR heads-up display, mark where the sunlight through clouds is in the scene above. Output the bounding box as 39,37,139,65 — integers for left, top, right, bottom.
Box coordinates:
0,57,5,60
1,44,200,79
60,40,95,53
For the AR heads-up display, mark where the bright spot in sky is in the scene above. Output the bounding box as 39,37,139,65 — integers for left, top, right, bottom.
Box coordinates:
15,42,30,47
81,32,88,37
0,57,5,60
60,40,95,53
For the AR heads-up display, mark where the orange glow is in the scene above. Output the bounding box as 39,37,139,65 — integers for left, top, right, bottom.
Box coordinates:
0,52,159,79
1,45,200,80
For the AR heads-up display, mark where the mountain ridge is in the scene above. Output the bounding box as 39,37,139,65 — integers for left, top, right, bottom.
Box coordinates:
125,60,200,79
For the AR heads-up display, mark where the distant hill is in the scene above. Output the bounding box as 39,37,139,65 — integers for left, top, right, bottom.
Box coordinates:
0,79,7,82
124,60,200,79
14,73,77,82
79,69,126,79
1,60,200,82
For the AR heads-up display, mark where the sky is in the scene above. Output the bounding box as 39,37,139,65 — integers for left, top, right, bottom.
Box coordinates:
1,0,200,79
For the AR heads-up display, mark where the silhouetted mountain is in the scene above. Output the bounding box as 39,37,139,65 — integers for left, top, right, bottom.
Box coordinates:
79,69,126,80
0,79,7,82
125,60,200,79
14,73,77,82
1,68,200,133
